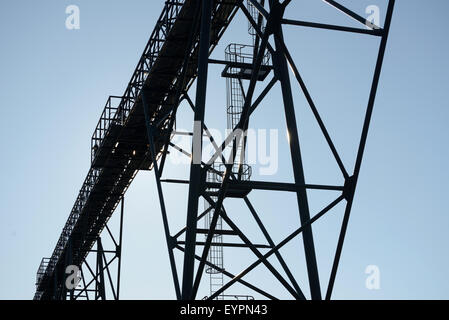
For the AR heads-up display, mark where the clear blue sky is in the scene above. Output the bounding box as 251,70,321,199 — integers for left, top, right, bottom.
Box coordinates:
1,0,448,300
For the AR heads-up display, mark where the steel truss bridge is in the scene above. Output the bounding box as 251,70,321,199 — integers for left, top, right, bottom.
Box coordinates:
34,0,395,300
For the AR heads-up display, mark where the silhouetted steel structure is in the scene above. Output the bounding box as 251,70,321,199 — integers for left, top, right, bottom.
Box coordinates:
34,0,395,300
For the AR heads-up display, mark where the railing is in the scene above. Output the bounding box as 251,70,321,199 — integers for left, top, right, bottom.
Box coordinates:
91,96,123,163
36,258,50,287
90,0,186,165
35,0,187,294
37,168,100,294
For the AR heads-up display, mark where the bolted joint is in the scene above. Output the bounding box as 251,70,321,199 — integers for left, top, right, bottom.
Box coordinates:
219,207,228,219
266,0,285,36
168,236,177,250
343,176,356,201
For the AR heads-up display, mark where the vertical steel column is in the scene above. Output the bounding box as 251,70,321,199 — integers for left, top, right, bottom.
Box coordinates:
80,266,89,300
270,0,321,299
182,0,213,300
62,238,73,300
96,238,106,300
53,268,58,300
116,196,124,300
158,0,202,176
142,89,182,300
326,0,395,300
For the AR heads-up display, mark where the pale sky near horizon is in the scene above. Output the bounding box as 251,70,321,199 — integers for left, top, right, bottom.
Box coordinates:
1,0,449,300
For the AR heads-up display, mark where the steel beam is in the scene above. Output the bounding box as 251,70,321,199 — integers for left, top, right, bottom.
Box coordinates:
270,0,321,299
325,0,396,300
182,0,213,300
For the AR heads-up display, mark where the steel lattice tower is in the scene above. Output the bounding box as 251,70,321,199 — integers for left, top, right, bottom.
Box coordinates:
34,0,395,300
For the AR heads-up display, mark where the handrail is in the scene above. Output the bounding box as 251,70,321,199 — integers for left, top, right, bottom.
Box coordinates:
34,0,186,295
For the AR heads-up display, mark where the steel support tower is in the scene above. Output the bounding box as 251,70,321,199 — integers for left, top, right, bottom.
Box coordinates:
34,0,395,300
